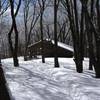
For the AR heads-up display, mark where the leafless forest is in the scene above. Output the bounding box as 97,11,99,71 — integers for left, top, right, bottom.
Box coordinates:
0,0,100,78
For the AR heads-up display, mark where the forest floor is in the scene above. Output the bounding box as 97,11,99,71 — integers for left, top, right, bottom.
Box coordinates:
2,57,100,100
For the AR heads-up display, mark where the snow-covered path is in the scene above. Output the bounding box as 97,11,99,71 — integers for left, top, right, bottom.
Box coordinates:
2,57,100,100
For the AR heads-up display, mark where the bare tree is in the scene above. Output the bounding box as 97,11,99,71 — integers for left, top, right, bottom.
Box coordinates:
0,0,9,16
86,0,94,70
61,0,85,72
38,0,47,63
0,0,11,95
23,0,40,61
57,19,70,43
0,0,9,65
8,0,21,66
79,0,100,78
0,65,11,100
62,0,100,77
54,0,60,67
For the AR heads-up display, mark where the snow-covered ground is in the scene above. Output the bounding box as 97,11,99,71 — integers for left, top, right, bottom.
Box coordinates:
1,57,100,100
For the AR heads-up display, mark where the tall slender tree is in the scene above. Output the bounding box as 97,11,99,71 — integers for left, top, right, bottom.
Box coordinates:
0,0,9,65
0,0,11,94
8,0,21,66
38,0,47,63
0,0,1,66
80,0,100,77
23,0,40,61
61,0,85,72
86,0,94,70
54,0,59,67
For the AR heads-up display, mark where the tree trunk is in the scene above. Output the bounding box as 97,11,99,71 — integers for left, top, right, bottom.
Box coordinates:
24,44,28,61
24,15,28,61
88,0,94,70
0,66,11,100
83,0,100,77
40,13,45,63
8,0,21,67
94,40,100,78
95,62,100,78
89,59,93,70
74,58,83,73
54,0,59,67
8,25,19,67
13,53,19,66
73,0,84,73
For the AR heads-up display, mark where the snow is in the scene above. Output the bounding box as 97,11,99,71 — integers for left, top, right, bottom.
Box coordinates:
2,57,100,100
52,40,74,52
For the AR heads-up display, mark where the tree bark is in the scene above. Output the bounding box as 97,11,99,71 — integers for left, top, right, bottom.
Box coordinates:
40,12,45,63
83,0,100,77
54,0,59,67
0,66,11,100
8,0,21,66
